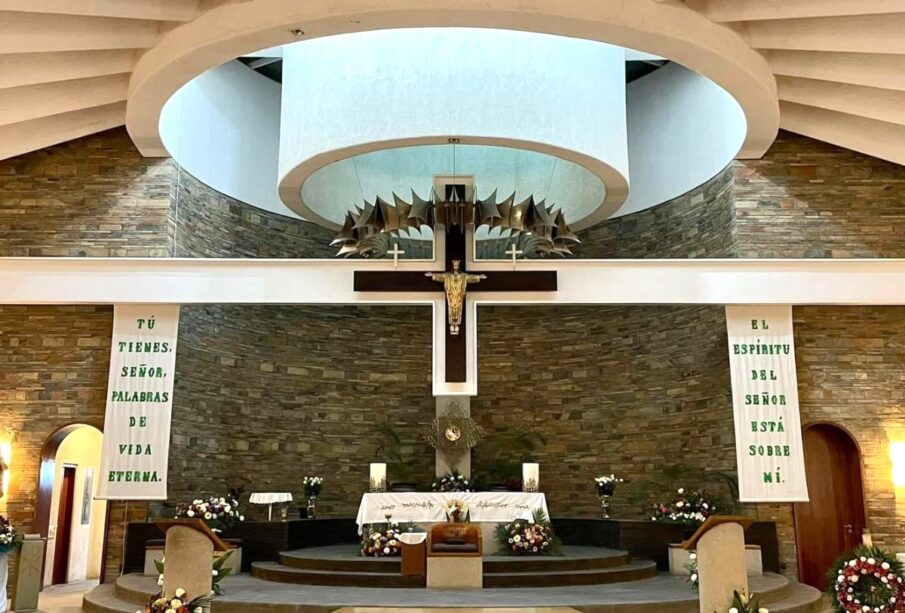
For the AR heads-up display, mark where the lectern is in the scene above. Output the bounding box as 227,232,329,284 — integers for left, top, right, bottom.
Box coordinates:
682,515,753,613
156,519,228,604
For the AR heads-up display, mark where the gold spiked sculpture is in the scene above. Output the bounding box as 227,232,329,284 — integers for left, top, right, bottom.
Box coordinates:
331,189,580,258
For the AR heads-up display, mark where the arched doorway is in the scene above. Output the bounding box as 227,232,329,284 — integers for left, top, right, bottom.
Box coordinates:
794,423,866,590
35,424,108,586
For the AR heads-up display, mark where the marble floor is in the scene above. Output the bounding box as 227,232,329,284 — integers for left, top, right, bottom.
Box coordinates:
21,580,98,613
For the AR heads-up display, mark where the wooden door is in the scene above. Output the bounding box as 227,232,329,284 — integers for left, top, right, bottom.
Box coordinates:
52,465,77,585
794,424,866,590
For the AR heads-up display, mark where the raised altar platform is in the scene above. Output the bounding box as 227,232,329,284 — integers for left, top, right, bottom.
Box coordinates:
251,544,657,588
120,517,783,575
83,570,823,613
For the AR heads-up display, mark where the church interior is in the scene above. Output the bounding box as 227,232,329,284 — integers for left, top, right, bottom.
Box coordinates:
1,2,905,613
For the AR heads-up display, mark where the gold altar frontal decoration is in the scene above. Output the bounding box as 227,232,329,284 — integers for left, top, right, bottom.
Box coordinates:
425,401,485,464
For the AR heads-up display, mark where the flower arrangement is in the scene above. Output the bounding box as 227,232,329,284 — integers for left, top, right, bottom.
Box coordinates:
303,476,323,499
650,487,714,526
360,521,422,557
444,499,470,523
432,469,471,492
153,550,234,596
686,551,698,591
141,587,209,613
594,474,624,497
174,495,244,533
494,508,561,556
828,546,905,612
727,589,768,613
0,515,21,555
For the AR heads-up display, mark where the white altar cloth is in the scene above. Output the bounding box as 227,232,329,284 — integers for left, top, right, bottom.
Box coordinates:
356,492,549,534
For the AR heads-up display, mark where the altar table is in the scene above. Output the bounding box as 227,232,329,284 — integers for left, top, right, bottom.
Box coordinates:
355,492,549,534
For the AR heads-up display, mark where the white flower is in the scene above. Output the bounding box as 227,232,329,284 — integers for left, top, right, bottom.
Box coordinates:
729,608,738,613
174,588,186,598
213,569,219,576
186,510,195,518
157,576,164,587
677,488,685,495
204,512,212,520
690,573,698,582
758,609,769,613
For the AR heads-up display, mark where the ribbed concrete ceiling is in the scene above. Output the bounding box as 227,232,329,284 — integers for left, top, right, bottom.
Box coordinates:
1,0,904,166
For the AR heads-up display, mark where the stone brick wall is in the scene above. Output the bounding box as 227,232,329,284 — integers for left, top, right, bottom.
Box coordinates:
472,304,738,518
3,128,905,587
163,304,436,519
0,305,112,593
734,131,905,258
763,306,905,578
0,129,173,257
575,166,737,258
170,171,336,258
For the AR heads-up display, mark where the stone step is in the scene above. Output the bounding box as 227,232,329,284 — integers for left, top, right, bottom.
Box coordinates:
279,546,631,574
764,582,826,613
252,562,426,587
113,573,157,605
253,558,658,588
485,560,659,588
82,583,142,613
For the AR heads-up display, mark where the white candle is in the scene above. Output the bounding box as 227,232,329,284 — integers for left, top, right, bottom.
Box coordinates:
522,463,539,492
370,463,387,492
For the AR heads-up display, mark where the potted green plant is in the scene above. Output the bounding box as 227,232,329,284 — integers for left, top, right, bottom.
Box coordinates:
484,432,547,491
375,424,419,491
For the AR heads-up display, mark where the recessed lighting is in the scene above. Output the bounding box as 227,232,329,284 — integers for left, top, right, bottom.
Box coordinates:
289,28,305,37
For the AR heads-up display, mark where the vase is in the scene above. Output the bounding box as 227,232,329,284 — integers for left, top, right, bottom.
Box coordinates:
306,497,317,519
0,552,8,613
599,495,612,519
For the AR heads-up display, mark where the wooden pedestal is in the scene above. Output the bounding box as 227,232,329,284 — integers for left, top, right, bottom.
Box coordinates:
401,541,426,577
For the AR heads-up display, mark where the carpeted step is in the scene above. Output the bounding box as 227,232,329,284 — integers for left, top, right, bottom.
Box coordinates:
252,562,426,587
254,558,657,588
484,559,658,588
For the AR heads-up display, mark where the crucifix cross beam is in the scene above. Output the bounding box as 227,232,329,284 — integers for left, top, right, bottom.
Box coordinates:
353,225,556,383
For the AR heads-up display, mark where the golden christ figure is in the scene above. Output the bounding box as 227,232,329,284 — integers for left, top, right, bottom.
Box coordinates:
426,260,487,335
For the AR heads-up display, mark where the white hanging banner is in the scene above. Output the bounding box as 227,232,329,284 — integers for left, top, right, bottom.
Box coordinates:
726,305,809,502
96,305,180,500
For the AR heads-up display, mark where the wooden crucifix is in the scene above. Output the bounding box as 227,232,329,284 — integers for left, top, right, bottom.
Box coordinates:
353,225,557,382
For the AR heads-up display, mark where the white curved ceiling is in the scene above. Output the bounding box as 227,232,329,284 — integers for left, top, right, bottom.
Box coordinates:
0,0,903,167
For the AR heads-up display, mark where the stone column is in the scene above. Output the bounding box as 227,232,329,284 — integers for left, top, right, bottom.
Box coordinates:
697,522,748,613
162,526,214,602
435,396,470,478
